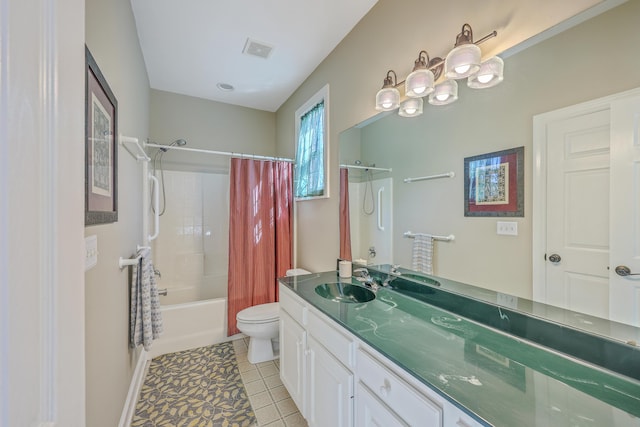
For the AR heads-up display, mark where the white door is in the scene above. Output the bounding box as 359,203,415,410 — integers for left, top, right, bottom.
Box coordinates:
609,95,640,326
534,88,640,326
2,0,86,425
543,108,611,318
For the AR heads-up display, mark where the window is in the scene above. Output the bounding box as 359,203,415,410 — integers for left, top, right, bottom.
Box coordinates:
294,85,329,200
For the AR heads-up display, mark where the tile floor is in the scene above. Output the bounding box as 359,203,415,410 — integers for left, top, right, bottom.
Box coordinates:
233,338,308,427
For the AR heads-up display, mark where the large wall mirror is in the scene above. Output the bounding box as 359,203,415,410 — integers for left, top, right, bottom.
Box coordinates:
338,0,640,326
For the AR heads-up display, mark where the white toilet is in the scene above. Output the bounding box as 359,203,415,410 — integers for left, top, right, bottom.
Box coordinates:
236,268,310,364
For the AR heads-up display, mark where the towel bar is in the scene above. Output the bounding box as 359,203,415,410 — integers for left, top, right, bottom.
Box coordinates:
404,231,455,241
119,256,141,269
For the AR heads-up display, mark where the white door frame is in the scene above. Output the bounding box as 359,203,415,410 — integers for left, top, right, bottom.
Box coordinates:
532,87,640,303
1,0,86,425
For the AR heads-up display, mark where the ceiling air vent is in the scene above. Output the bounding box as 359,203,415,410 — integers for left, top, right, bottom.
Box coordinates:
243,38,274,59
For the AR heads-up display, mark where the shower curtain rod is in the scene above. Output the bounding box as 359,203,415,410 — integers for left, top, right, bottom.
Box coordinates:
339,164,392,172
144,142,295,163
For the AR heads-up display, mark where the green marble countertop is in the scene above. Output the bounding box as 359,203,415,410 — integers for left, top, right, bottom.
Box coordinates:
279,271,640,427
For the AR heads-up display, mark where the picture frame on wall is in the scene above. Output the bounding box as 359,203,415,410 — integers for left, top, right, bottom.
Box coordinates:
85,45,118,225
464,146,524,217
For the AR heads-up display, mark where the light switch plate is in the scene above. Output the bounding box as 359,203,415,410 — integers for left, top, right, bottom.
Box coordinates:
85,235,98,271
497,221,518,236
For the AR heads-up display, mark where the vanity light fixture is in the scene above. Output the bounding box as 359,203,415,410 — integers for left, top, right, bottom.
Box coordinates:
444,24,482,79
375,70,400,111
428,80,458,106
374,23,500,117
467,56,504,89
405,51,441,98
398,97,424,117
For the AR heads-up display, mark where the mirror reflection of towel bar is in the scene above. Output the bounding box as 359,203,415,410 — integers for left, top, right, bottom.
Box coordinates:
404,172,455,183
404,231,455,241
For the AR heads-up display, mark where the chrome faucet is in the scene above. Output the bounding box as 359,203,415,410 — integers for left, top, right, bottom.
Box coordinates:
353,268,380,291
383,264,401,287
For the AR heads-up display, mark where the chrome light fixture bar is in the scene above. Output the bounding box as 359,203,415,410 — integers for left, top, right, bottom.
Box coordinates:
375,23,502,117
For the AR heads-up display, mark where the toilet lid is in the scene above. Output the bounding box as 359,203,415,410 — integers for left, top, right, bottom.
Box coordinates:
236,302,280,323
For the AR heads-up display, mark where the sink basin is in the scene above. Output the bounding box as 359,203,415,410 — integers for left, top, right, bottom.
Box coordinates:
315,283,375,303
401,273,440,286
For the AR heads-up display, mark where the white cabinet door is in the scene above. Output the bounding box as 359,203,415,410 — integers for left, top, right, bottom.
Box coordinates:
280,310,306,416
306,336,354,427
355,382,408,427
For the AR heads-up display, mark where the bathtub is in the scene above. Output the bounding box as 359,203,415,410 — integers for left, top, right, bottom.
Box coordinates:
149,280,241,358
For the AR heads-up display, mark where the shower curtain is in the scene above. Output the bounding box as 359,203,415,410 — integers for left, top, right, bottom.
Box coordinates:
339,168,352,260
227,158,293,336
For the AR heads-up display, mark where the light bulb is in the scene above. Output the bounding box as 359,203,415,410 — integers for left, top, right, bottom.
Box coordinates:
413,86,426,95
405,107,417,115
467,56,504,89
477,74,494,84
436,93,449,102
454,64,471,75
382,101,393,109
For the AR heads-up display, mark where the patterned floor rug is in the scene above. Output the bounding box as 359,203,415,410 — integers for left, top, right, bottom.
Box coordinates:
132,341,257,427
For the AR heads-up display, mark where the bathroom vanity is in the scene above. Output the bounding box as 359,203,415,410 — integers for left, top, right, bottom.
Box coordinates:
278,266,640,427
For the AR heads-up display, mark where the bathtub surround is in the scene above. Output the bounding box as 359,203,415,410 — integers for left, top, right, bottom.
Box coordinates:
153,169,230,304
132,341,256,426
227,158,293,336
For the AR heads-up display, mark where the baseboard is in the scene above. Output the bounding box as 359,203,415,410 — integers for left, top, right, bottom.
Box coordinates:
118,348,151,427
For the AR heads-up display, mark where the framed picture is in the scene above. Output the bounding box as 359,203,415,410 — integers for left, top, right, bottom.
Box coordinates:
85,46,118,225
464,146,524,217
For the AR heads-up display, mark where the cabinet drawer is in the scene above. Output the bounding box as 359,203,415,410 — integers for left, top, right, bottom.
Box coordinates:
279,284,307,326
307,310,355,368
356,348,443,427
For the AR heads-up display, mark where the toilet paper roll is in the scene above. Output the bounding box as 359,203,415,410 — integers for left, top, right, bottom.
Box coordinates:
339,260,352,278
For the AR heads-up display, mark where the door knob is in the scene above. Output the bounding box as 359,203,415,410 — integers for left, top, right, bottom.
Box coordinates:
548,254,561,263
614,265,640,277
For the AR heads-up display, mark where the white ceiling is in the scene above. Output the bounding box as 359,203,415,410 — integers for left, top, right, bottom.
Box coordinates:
131,0,620,113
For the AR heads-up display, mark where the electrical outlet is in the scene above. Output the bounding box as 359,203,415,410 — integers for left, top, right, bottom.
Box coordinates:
497,221,518,236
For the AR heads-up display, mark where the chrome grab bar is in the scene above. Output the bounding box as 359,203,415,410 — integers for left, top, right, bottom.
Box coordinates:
158,288,168,296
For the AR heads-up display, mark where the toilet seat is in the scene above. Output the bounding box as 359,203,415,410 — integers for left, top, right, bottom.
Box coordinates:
236,302,279,324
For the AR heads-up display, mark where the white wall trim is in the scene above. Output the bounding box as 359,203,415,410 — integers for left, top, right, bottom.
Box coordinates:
294,84,330,201
0,0,9,424
39,0,59,422
119,349,151,427
532,86,640,302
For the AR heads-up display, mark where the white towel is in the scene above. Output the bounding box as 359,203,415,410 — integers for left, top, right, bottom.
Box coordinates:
411,234,434,275
130,247,163,351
